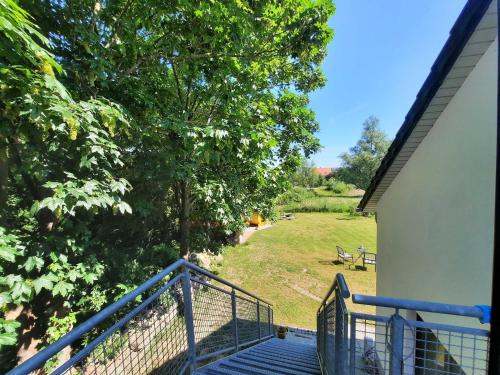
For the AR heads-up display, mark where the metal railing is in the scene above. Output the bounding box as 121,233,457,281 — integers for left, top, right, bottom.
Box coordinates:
8,259,274,375
317,273,351,375
318,275,491,375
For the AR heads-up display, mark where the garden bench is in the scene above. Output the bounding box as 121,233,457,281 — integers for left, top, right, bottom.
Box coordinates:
336,245,354,268
357,247,377,271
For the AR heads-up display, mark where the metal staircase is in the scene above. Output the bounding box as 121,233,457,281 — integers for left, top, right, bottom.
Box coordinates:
195,338,320,374
7,260,492,375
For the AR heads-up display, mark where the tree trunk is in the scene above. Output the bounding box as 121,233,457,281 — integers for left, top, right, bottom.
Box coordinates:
179,181,191,259
8,299,71,370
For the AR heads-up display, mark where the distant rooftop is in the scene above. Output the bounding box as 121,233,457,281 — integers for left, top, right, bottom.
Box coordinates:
313,167,333,176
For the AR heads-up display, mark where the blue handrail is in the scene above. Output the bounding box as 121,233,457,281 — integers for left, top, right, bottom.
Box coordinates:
7,258,272,375
318,273,350,312
352,294,489,323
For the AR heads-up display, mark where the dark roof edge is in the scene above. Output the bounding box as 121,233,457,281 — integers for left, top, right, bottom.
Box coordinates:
358,0,494,211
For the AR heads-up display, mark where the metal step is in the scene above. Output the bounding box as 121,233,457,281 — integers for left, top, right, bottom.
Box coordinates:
195,338,320,375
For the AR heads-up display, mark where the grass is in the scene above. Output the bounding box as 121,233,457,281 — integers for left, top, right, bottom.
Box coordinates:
278,186,364,213
314,186,365,198
213,212,377,329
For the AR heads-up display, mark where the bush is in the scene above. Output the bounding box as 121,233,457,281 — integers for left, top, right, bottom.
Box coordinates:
276,185,361,214
325,179,353,194
282,199,354,213
276,186,316,205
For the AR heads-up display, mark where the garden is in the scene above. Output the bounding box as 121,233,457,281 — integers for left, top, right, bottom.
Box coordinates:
214,186,377,329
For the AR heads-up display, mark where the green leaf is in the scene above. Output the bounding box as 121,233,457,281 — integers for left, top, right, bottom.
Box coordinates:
52,280,73,297
67,269,79,282
23,256,44,272
116,201,132,215
0,292,12,307
83,272,98,284
11,280,33,302
0,246,19,262
4,274,22,288
0,332,17,346
0,319,21,333
33,275,54,294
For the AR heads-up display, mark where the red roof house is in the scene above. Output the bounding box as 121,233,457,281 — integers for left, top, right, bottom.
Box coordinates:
313,167,333,177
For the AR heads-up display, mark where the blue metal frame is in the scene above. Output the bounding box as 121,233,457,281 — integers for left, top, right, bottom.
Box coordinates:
318,273,491,375
352,294,488,322
8,259,273,375
52,273,184,375
317,273,351,375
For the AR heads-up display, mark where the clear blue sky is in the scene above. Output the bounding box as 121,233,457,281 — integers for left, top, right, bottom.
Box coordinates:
310,0,468,168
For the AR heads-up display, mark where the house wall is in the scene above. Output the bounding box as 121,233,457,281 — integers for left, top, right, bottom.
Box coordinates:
376,39,497,329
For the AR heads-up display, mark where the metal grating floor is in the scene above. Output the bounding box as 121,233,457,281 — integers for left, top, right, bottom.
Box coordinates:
195,338,321,374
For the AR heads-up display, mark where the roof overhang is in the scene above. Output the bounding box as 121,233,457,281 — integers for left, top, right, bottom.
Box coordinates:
359,0,497,212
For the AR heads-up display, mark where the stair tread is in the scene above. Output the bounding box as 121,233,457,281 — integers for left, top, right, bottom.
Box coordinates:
194,338,320,375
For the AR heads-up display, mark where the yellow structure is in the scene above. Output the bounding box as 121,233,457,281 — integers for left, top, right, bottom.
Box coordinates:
249,212,264,226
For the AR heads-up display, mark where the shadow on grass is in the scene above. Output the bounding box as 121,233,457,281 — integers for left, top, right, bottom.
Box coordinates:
318,260,350,267
318,260,335,266
317,260,371,272
336,216,361,221
354,265,368,271
332,194,364,199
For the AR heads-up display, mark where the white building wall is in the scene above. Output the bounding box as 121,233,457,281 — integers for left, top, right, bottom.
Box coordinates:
376,39,497,329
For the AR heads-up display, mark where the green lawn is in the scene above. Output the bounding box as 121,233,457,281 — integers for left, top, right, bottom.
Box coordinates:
213,212,377,329
278,186,364,213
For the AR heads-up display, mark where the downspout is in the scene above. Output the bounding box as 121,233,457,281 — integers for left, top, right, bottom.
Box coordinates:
488,3,500,374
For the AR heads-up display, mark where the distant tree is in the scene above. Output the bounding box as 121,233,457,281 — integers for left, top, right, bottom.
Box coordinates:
291,158,324,188
337,116,391,189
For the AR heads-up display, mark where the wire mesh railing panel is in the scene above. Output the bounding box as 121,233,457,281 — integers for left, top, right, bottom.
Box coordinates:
259,304,271,338
350,313,490,375
317,274,491,375
350,313,390,375
190,279,234,359
59,276,189,375
408,320,489,375
318,287,350,375
324,300,337,374
317,312,324,357
9,260,274,375
236,296,259,345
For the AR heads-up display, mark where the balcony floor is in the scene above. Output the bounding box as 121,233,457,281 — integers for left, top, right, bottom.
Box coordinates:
195,338,321,374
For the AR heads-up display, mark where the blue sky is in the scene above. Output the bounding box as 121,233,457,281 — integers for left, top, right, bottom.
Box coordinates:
310,0,468,168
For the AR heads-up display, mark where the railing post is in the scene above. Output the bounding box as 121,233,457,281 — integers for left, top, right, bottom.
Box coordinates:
323,302,328,372
257,300,261,341
181,270,197,373
389,310,405,375
231,289,239,352
271,309,274,332
316,312,319,352
343,304,349,375
267,305,271,336
350,314,357,375
317,310,323,366
335,289,344,375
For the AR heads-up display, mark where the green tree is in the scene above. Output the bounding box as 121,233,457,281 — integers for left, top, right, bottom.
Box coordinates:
291,158,324,188
0,0,131,367
1,0,335,367
337,116,391,189
23,0,333,257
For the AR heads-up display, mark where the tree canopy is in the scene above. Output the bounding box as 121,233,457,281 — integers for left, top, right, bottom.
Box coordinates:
291,158,326,188
0,0,335,369
336,116,391,189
